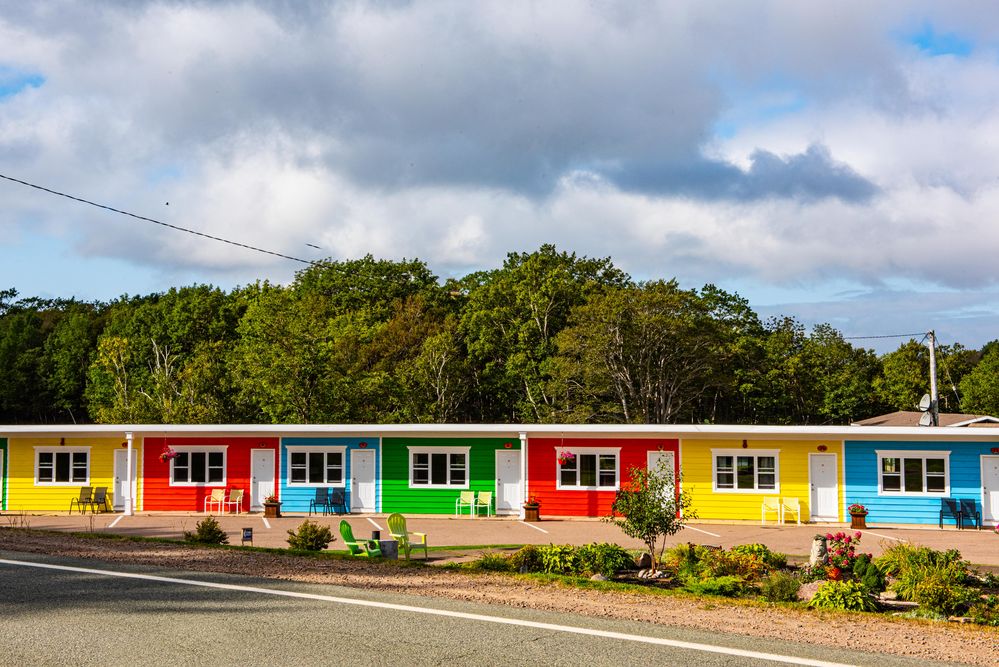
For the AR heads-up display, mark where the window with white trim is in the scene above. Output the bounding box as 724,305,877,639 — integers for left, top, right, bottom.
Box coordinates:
556,449,620,490
288,448,345,486
171,449,226,485
408,447,469,488
712,450,779,492
877,451,949,495
35,448,90,485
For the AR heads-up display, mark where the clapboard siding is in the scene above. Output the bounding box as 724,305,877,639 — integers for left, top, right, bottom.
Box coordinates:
844,440,989,525
279,437,379,513
1,438,7,510
5,437,118,512
527,437,679,517
381,437,516,514
143,436,279,512
682,438,843,522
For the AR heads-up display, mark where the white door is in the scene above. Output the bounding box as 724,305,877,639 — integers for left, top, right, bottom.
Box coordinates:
250,449,275,511
350,450,376,513
647,451,676,482
495,450,522,515
113,450,137,511
982,456,999,526
809,453,838,521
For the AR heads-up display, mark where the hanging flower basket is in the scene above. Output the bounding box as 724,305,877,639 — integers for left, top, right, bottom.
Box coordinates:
159,446,178,463
556,450,576,466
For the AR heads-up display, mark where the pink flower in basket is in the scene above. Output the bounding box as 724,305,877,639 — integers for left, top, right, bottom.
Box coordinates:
160,446,178,463
557,450,576,466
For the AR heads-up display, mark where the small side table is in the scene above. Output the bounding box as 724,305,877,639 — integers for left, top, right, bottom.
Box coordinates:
377,539,399,560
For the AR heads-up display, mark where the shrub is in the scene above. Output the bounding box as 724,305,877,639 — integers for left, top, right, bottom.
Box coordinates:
730,543,787,570
183,515,229,545
912,571,978,616
808,580,879,612
761,571,802,603
476,552,513,572
851,554,886,594
876,543,966,577
575,543,635,577
539,544,579,575
286,520,334,551
702,550,768,582
824,531,863,572
509,545,543,573
683,575,750,597
968,595,999,627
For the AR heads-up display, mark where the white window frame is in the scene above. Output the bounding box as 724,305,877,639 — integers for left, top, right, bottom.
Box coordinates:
169,446,228,487
555,447,621,491
876,450,950,497
286,446,347,487
711,449,780,493
34,447,91,486
407,446,470,489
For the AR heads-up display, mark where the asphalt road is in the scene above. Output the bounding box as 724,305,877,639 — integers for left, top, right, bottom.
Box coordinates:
0,551,958,667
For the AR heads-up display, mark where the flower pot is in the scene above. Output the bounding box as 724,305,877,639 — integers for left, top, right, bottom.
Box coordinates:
523,505,540,522
264,502,281,519
850,513,867,529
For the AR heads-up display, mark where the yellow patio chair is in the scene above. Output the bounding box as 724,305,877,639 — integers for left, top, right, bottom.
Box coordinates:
761,496,782,525
204,488,226,514
473,491,493,518
223,489,244,514
781,497,801,525
387,513,428,560
455,490,475,516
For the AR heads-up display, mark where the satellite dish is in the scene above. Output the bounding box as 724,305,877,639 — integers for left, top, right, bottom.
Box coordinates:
919,412,933,427
918,394,932,412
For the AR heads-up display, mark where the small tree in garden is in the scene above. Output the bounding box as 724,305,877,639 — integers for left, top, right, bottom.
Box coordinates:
605,459,695,570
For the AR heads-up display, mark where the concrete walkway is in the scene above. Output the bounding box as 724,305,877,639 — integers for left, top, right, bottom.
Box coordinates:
5,511,999,565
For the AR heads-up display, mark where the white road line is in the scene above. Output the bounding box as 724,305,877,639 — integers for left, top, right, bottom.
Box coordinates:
261,517,271,529
366,517,383,531
107,516,124,529
0,557,854,667
864,531,903,542
519,521,549,534
682,525,721,538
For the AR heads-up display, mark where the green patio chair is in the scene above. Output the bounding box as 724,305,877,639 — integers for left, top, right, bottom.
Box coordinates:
339,520,381,557
455,490,475,516
387,513,428,560
473,491,493,518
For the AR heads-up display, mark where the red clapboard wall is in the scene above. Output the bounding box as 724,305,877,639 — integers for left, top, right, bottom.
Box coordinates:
527,437,679,517
143,437,279,511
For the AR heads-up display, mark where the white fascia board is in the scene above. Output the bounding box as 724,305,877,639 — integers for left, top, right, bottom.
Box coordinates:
1,422,998,443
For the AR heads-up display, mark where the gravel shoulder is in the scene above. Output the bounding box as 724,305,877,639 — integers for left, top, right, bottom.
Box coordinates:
1,529,996,666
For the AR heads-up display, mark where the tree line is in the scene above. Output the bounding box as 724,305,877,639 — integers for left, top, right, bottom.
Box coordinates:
2,245,996,425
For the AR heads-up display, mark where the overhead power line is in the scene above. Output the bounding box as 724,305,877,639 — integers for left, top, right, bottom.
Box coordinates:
842,332,927,341
0,173,317,266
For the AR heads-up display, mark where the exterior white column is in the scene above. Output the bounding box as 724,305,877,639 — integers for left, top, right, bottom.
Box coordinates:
519,431,528,520
125,431,134,516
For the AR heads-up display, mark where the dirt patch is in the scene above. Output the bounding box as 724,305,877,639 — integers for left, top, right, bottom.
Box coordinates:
1,529,996,666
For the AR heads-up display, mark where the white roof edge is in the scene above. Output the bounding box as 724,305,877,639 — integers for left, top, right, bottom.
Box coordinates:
0,422,997,441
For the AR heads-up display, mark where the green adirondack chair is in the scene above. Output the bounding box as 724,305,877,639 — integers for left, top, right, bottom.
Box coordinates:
339,520,381,557
387,513,428,560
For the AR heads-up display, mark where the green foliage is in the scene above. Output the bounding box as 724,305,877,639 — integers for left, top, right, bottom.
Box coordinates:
575,543,635,577
959,346,999,415
807,580,879,612
912,572,978,616
509,545,543,573
539,544,579,575
286,520,334,551
876,543,970,603
851,554,886,594
760,571,802,603
605,460,695,570
183,516,229,545
729,543,787,570
683,575,750,597
475,552,514,572
968,595,999,626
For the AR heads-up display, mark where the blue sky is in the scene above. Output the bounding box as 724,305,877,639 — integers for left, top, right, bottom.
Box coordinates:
2,2,999,353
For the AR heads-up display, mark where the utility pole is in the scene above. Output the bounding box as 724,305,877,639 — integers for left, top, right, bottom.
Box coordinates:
928,330,939,426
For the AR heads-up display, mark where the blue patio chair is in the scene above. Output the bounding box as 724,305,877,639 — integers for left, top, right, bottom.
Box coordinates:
939,498,962,529
959,499,981,530
309,488,331,516
330,488,348,515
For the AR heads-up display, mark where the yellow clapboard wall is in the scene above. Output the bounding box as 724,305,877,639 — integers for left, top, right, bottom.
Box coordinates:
681,438,843,522
7,437,119,511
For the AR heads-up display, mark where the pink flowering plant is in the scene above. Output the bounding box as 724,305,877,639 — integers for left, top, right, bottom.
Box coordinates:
825,531,867,572
159,446,178,463
557,450,576,466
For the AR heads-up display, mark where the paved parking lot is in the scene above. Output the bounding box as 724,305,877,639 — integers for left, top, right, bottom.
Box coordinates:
5,511,998,565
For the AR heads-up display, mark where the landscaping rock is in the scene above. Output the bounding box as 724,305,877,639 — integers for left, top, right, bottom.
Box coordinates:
797,580,823,602
636,553,653,569
809,536,828,566
590,574,608,581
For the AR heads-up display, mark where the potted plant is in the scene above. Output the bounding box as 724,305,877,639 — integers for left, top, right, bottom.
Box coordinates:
263,494,281,518
556,450,575,466
159,446,178,463
522,495,541,522
848,503,868,529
